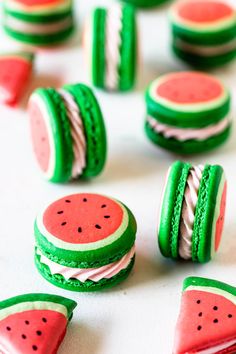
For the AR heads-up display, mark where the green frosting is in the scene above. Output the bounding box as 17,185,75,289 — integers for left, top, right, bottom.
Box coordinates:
63,83,107,178
173,44,236,69
35,254,135,292
184,277,236,297
158,161,191,259
92,8,106,88
192,165,224,263
0,293,76,320
145,122,231,154
34,204,137,267
119,0,170,8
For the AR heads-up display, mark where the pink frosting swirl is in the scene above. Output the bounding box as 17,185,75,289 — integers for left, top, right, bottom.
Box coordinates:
179,165,204,260
37,246,135,282
59,90,86,178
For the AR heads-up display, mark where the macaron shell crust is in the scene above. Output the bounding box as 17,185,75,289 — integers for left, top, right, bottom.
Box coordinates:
145,122,231,154
63,83,107,178
192,165,225,263
35,252,135,292
119,0,169,8
158,161,191,259
92,8,106,88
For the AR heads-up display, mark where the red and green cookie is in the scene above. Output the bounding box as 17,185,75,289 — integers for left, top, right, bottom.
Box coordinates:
28,83,107,183
3,0,74,46
34,193,137,292
170,0,236,68
145,71,231,154
0,293,76,353
174,277,236,354
84,4,137,91
158,161,226,263
0,51,34,106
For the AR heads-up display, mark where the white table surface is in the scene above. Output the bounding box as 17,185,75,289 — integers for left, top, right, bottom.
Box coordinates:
0,1,235,353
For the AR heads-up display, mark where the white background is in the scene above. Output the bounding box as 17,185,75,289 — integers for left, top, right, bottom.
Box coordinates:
0,1,235,353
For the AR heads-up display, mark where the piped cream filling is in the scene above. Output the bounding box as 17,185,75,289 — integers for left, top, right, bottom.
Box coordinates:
179,165,204,260
36,246,135,283
197,339,236,354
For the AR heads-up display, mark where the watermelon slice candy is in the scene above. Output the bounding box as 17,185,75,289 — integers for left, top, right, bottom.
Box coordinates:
0,293,76,354
0,52,34,106
174,277,236,354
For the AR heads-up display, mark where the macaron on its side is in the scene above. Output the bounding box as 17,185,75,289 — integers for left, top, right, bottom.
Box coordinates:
29,88,74,183
34,193,137,291
63,83,107,178
145,72,231,154
158,161,191,259
92,8,106,89
119,5,137,91
192,165,226,263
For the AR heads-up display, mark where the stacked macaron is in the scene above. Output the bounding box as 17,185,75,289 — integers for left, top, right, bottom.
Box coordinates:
118,0,169,8
170,0,236,67
145,71,231,154
28,83,107,183
158,161,227,263
3,0,74,47
84,4,137,91
34,193,137,291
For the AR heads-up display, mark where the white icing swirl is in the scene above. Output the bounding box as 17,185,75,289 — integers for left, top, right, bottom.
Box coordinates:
37,246,135,283
105,5,122,90
179,165,204,260
59,90,86,179
147,115,230,141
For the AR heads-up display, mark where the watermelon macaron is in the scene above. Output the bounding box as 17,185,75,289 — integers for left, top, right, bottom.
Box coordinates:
145,71,231,154
170,0,236,68
34,193,137,291
84,4,137,91
174,277,236,354
0,293,76,353
3,0,74,47
28,83,107,183
158,161,227,263
0,51,34,106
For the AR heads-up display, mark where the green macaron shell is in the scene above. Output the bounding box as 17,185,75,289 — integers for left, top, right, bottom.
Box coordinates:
146,87,231,129
0,293,76,319
63,83,107,178
173,44,236,68
92,8,106,88
145,122,231,154
192,164,224,263
34,204,137,268
183,277,236,295
4,24,74,46
119,5,137,91
33,88,73,182
158,161,191,259
35,253,135,292
119,0,169,8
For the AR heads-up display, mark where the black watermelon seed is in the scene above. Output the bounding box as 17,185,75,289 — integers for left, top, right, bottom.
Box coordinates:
32,345,38,351
83,198,87,202
104,215,110,219
65,200,71,203
228,314,233,318
95,224,101,229
101,204,106,208
42,318,47,323
196,300,201,304
197,326,202,331
25,321,30,325
198,312,202,317
78,227,82,233
213,306,218,311
213,319,218,323
6,327,11,331
36,331,42,336
22,334,27,339
57,211,63,215
61,222,67,226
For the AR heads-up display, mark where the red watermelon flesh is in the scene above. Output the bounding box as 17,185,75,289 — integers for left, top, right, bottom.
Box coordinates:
43,194,124,244
29,100,51,173
0,56,32,106
215,182,227,252
177,1,233,24
157,72,223,105
0,309,67,354
13,0,63,7
174,289,236,354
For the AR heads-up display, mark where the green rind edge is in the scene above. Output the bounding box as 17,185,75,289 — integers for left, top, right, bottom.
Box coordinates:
192,165,224,263
33,88,73,183
0,293,76,320
34,204,137,267
92,8,106,88
35,254,135,292
119,0,170,8
63,83,107,178
172,44,236,69
158,161,191,259
119,5,137,91
145,122,231,154
183,277,236,297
